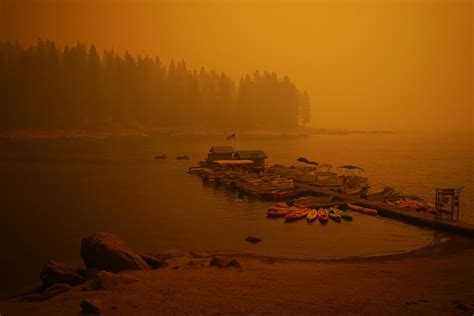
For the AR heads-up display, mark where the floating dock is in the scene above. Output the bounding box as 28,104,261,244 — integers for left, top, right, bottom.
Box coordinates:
295,182,474,237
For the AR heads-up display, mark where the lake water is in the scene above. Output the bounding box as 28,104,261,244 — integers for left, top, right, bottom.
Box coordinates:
0,131,472,297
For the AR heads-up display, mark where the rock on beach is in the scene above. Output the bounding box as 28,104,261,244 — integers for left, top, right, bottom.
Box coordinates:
80,232,149,272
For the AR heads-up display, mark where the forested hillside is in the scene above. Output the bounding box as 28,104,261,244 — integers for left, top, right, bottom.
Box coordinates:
0,40,311,130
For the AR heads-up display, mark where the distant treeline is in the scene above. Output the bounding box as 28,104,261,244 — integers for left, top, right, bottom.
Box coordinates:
0,40,311,130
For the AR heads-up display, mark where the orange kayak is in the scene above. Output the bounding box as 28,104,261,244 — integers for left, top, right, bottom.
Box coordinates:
266,207,290,218
306,209,318,222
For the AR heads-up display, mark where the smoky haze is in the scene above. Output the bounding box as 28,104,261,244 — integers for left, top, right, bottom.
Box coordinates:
1,0,472,132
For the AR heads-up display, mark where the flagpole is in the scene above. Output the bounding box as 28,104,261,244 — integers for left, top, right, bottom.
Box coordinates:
233,134,236,153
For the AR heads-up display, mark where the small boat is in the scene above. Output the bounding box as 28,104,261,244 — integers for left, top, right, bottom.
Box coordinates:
263,189,300,201
332,208,353,221
317,208,328,224
154,154,167,160
328,209,341,223
306,209,318,222
176,154,190,160
186,166,202,174
284,209,309,222
346,203,378,216
267,207,291,218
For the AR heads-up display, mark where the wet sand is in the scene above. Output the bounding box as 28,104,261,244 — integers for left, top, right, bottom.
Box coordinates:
1,237,473,315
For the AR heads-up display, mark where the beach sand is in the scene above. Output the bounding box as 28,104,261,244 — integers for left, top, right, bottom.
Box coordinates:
1,237,473,315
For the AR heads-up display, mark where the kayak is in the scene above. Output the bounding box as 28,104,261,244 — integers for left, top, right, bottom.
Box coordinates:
267,207,290,218
332,208,353,221
306,209,318,222
317,208,328,224
328,208,341,223
285,209,310,222
346,203,378,216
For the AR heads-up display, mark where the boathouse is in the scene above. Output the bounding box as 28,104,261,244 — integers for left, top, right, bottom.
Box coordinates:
234,150,268,168
208,146,234,162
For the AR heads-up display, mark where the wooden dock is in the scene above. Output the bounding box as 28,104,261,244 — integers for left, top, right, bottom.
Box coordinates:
295,182,474,237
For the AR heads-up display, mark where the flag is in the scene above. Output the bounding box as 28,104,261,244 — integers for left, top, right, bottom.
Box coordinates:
226,133,236,140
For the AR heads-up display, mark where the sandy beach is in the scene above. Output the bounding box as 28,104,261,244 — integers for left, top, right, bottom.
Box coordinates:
1,236,473,315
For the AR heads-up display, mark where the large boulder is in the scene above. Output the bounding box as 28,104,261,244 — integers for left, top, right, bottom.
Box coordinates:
40,261,84,287
81,232,149,272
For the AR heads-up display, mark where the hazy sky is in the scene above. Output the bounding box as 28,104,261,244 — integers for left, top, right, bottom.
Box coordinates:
1,0,472,131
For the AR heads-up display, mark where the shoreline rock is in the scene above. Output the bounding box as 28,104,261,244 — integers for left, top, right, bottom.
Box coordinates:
141,254,168,269
81,298,102,314
40,261,84,288
81,232,149,272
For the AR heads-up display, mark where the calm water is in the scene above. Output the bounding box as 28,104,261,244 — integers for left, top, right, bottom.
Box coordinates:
0,132,472,296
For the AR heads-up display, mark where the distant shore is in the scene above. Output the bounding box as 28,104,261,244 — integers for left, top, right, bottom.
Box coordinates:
1,235,473,315
0,127,394,139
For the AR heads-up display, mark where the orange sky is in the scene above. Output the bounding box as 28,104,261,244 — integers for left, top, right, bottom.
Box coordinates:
1,0,472,131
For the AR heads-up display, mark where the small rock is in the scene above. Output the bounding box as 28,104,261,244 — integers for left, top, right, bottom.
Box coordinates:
92,271,119,290
81,298,102,314
171,266,180,270
245,236,262,243
228,259,241,269
81,232,149,273
141,254,168,269
210,256,230,267
40,261,84,288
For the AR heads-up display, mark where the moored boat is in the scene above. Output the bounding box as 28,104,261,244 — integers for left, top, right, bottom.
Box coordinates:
317,208,328,223
332,207,353,221
284,208,310,222
306,209,318,222
263,189,300,201
187,166,202,174
346,203,378,215
266,207,290,218
328,208,341,223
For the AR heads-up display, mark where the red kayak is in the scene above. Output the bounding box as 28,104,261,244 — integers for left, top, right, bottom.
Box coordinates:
284,209,309,222
317,208,329,224
266,207,290,218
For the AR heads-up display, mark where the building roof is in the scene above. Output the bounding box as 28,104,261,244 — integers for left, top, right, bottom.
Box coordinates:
209,146,234,154
234,150,268,159
213,160,254,165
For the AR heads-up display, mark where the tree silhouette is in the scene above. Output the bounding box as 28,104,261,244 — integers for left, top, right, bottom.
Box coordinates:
0,40,312,131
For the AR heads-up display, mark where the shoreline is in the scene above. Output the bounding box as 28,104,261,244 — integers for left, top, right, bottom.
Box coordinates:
1,234,473,315
0,127,395,140
0,232,455,299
